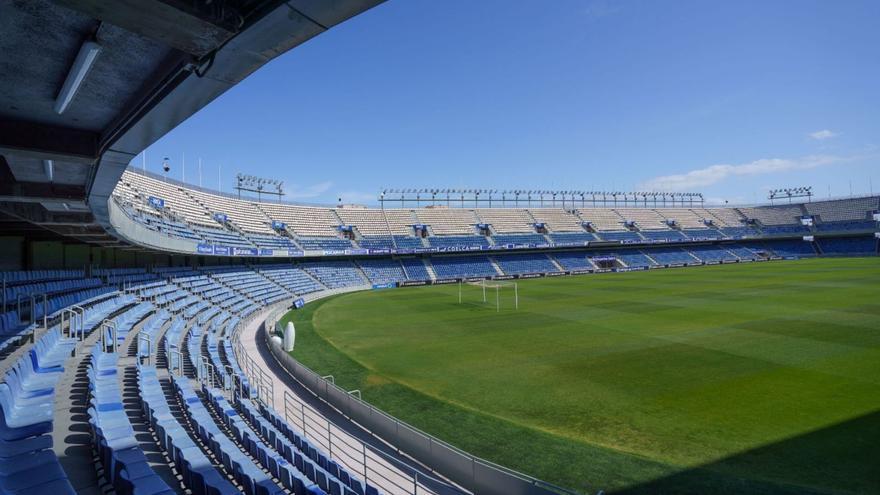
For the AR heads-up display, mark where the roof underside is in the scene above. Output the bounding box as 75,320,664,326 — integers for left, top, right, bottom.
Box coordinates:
0,0,385,246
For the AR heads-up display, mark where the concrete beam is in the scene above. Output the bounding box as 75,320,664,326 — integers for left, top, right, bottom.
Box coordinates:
0,120,99,163
50,0,239,57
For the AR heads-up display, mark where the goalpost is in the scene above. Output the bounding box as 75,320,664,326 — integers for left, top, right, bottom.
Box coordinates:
458,279,518,311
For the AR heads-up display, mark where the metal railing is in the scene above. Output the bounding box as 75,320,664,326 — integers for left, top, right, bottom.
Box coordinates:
228,302,460,495
262,299,581,495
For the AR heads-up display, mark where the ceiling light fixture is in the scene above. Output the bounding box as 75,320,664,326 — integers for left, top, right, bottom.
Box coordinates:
54,38,102,114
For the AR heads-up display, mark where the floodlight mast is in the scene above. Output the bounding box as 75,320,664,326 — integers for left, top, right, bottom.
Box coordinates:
234,173,285,201
768,186,813,204
376,189,702,208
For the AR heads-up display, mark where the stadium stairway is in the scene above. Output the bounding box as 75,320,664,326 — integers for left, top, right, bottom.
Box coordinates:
119,313,187,492
547,255,566,272
423,260,437,281
52,319,117,494
640,250,661,266
488,257,505,276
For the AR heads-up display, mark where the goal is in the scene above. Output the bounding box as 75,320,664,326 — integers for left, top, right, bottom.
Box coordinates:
458,279,519,311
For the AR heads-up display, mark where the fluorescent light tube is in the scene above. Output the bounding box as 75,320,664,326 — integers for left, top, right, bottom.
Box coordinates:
54,39,102,114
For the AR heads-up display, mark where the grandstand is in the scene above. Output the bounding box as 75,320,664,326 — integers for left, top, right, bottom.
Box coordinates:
108,170,880,260
2,2,878,493
476,208,537,233
3,189,878,495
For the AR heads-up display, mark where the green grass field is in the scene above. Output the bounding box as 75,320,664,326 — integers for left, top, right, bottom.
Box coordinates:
281,258,880,494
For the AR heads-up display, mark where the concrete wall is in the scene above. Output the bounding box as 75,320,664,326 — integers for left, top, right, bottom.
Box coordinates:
0,237,25,270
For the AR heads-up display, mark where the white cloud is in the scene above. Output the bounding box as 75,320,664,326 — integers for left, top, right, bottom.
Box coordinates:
809,129,839,140
286,180,333,199
637,155,849,192
583,0,621,20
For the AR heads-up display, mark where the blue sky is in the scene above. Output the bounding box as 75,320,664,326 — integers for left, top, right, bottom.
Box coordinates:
142,0,879,205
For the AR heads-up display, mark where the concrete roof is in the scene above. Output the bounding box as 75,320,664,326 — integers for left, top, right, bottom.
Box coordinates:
0,0,385,244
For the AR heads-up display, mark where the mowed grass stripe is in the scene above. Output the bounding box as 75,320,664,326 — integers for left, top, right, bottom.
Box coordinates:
284,257,880,494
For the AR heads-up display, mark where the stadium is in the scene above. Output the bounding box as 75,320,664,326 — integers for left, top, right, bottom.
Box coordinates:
0,2,878,495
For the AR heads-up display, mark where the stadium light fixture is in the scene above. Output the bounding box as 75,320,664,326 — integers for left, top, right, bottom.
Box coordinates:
43,159,54,183
55,38,102,114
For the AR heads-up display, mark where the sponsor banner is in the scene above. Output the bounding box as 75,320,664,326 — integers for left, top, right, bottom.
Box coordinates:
803,235,815,242
667,263,684,268
518,273,543,279
400,280,428,287
293,298,305,309
593,268,612,273
434,279,459,285
349,249,369,256
147,196,165,209
322,249,347,256
615,266,648,272
258,249,273,257
271,220,286,230
413,247,438,254
465,277,487,282
552,241,590,248
438,246,482,253
545,271,566,277
493,275,515,281
197,244,214,255
233,247,258,257
706,261,721,265
571,269,593,274
369,248,392,255
591,256,616,262
213,245,230,256
287,249,304,257
372,283,396,290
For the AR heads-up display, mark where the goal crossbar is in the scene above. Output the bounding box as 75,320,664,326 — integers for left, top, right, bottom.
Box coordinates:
458,279,519,310
464,280,516,289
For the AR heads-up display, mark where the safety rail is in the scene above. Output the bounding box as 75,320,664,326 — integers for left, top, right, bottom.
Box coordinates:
241,303,471,495
261,296,582,495
99,319,118,353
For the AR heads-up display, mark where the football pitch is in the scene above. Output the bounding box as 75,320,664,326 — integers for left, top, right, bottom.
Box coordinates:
282,258,880,494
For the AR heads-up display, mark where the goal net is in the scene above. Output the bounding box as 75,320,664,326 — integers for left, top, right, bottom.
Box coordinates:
458,279,519,311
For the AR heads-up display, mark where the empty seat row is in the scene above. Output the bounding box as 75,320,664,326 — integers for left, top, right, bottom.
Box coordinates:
138,365,239,495
0,326,77,494
87,346,174,494
173,376,284,495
